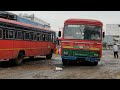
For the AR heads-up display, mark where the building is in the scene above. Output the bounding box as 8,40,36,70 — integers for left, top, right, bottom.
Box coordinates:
103,24,120,49
19,13,51,29
106,24,120,43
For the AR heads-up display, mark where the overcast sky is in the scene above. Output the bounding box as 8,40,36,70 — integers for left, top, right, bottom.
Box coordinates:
8,11,120,32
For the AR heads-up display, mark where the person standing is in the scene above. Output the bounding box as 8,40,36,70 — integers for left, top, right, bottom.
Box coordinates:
113,43,119,58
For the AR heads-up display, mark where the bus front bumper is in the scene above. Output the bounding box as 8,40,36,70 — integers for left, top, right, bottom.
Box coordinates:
62,56,100,62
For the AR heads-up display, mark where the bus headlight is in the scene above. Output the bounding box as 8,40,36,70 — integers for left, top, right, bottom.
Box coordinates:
94,53,98,57
63,52,68,55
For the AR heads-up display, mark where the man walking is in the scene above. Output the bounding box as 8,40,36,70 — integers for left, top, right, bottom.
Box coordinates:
113,43,119,58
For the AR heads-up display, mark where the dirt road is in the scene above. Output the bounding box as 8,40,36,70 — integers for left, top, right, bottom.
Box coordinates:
0,50,120,79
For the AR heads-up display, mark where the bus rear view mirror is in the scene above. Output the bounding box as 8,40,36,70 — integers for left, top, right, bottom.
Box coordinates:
58,31,61,37
103,32,105,38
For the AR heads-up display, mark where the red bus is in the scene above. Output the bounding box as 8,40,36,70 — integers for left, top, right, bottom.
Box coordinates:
0,12,56,65
58,19,104,66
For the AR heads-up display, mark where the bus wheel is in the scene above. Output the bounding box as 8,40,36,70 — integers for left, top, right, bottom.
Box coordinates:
14,52,24,65
29,56,34,60
46,53,52,59
62,59,67,65
93,61,98,66
90,61,98,66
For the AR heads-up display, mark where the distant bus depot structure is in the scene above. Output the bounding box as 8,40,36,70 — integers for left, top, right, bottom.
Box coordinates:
18,13,51,29
0,11,56,65
104,24,120,49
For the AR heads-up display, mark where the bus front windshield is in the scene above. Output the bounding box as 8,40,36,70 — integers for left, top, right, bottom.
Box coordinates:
64,25,101,40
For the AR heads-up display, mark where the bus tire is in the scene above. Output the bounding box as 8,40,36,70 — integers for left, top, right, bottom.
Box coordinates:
46,53,52,59
14,52,24,65
29,56,34,60
90,62,98,66
93,61,98,66
62,59,67,65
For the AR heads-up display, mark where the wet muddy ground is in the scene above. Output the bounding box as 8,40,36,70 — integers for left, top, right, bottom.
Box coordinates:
0,50,120,79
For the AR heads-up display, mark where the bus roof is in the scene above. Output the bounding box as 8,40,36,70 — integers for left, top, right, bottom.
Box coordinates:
0,18,55,32
64,19,103,26
0,11,16,16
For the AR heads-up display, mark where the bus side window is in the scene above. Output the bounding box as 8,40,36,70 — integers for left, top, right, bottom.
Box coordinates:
48,34,51,42
22,31,25,40
25,32,30,40
15,30,17,39
54,32,56,42
45,34,48,41
0,28,3,39
37,33,40,41
33,33,37,41
50,33,53,42
5,30,8,39
2,29,6,39
39,33,41,41
30,32,33,40
52,33,55,43
21,31,23,40
8,30,14,39
51,33,53,42
42,34,45,41
17,31,22,40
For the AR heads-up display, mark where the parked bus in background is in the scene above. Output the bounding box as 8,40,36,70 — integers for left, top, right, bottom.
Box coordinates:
0,11,56,65
58,19,104,66
56,37,62,54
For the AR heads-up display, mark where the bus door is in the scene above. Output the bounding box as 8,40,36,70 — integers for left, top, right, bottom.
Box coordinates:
51,32,56,53
41,33,46,55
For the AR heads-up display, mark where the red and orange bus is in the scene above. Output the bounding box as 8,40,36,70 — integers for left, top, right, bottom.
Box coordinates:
58,19,104,66
0,12,56,65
